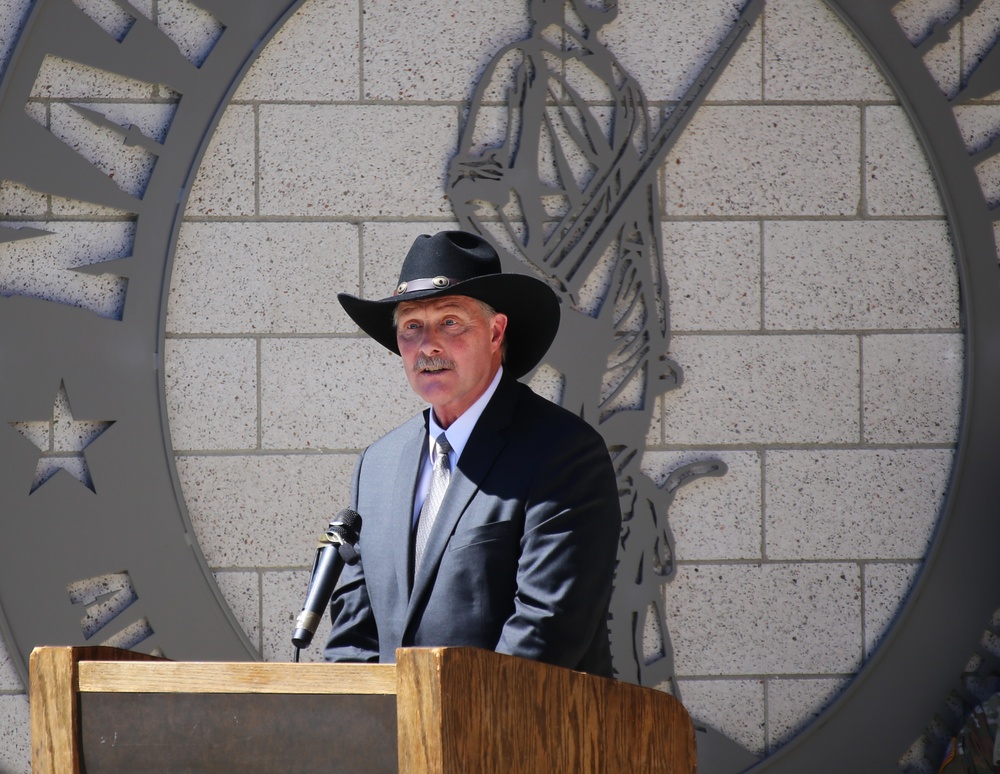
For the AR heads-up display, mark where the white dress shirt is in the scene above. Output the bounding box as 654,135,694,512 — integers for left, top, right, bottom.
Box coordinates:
411,365,504,527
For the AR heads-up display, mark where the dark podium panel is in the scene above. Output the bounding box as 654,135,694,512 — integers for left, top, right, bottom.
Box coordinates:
79,693,397,772
30,645,695,773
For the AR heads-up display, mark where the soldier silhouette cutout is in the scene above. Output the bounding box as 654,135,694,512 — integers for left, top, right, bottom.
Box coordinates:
449,0,727,692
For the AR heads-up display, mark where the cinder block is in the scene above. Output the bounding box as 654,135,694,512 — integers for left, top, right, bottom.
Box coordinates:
0,1,32,71
765,449,952,560
661,334,860,444
164,338,257,451
213,571,261,653
30,54,155,100
168,221,360,334
185,104,256,217
763,0,893,100
0,695,29,774
666,563,862,675
260,337,422,450
176,453,355,568
954,104,1000,157
676,678,765,756
641,450,762,561
362,0,527,101
863,333,963,444
961,2,1000,84
665,105,860,217
258,105,458,217
863,562,920,659
866,106,945,216
44,101,173,216
955,104,1000,208
662,220,760,332
157,0,222,68
706,11,763,103
0,636,19,691
764,220,959,330
767,677,850,751
0,180,48,216
235,0,359,101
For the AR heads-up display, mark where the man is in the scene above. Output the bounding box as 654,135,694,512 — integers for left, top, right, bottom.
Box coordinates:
323,230,622,677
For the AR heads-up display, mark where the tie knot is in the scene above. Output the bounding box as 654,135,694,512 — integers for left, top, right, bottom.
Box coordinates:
434,434,452,460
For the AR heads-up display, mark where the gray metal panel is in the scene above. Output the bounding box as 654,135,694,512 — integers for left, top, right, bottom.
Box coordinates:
0,0,310,686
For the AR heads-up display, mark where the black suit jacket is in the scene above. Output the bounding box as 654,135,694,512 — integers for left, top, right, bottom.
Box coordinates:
323,375,621,676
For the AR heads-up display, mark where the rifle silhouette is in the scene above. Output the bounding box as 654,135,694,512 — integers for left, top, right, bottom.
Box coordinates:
540,0,764,291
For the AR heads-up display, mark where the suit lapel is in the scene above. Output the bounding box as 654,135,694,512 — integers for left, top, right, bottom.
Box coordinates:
404,378,520,629
392,412,428,606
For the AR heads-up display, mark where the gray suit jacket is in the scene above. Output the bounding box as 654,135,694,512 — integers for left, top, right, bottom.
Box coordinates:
323,375,621,676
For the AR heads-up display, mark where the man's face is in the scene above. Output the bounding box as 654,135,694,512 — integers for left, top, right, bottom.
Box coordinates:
396,295,508,428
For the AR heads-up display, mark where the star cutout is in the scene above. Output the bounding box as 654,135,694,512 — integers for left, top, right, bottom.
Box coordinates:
8,381,115,494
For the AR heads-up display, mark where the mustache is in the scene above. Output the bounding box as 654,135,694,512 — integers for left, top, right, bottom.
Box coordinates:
413,355,455,372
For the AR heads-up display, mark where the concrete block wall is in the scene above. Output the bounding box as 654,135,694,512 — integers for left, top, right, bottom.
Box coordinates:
0,0,981,770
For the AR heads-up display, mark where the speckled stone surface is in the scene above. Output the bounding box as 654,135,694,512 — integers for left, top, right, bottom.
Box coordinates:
234,0,360,101
260,337,423,450
661,334,861,445
642,450,762,561
184,104,257,217
767,677,850,750
164,338,258,451
763,0,894,100
677,678,765,754
863,333,963,444
765,449,951,560
600,1,763,103
362,1,527,101
764,220,959,330
258,105,458,217
0,221,132,318
866,106,946,217
661,221,761,332
666,563,863,675
177,453,356,567
168,222,359,334
665,105,861,217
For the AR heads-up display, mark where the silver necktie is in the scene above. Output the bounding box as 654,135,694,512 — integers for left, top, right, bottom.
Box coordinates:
414,434,452,573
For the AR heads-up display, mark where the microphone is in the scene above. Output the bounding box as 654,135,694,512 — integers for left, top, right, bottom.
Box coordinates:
291,508,362,650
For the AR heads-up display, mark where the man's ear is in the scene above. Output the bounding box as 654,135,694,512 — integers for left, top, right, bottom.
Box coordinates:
491,312,509,350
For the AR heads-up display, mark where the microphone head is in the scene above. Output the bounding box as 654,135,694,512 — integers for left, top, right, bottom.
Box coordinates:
325,509,362,545
332,508,361,533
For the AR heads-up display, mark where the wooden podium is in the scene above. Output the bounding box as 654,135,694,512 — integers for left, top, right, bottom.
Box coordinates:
30,645,695,773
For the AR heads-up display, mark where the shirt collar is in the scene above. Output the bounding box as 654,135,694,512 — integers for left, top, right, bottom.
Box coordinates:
427,365,503,462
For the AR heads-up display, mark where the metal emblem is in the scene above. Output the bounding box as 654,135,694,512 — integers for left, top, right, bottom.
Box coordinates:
0,1,998,773
0,0,309,682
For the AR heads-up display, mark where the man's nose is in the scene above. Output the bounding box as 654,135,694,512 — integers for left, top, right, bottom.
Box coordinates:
417,326,442,353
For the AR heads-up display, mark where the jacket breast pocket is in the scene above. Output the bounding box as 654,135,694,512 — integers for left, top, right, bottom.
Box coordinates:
448,520,515,551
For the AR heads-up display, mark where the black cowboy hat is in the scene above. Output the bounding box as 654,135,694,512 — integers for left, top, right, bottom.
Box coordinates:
338,231,559,379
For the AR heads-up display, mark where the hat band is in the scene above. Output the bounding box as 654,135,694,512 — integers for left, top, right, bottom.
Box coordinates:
394,276,462,296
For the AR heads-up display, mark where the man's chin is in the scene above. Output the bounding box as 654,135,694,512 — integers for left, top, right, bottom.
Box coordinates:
409,370,454,397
